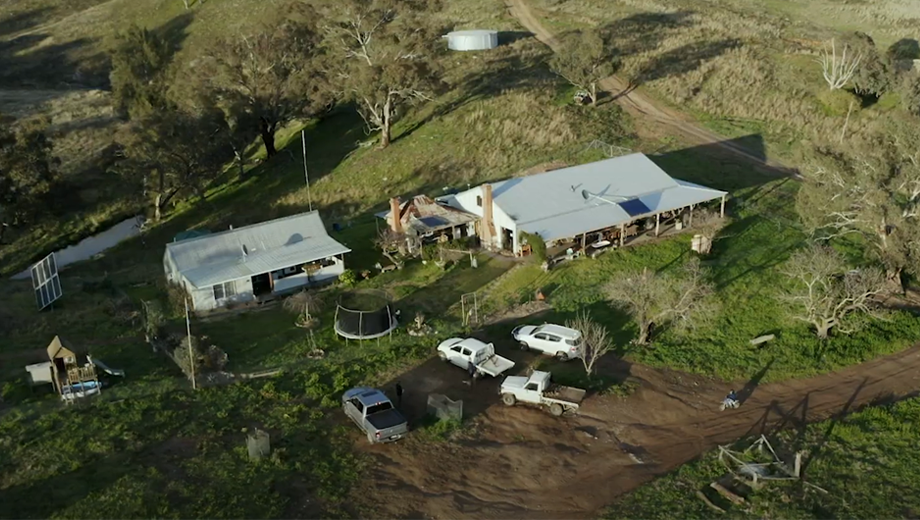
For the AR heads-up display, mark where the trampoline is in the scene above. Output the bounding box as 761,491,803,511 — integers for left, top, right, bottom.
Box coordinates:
334,290,399,340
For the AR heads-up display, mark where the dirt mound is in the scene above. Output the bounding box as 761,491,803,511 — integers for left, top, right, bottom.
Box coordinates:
352,345,920,518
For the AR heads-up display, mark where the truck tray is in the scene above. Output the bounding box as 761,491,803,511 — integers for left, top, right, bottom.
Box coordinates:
547,385,586,403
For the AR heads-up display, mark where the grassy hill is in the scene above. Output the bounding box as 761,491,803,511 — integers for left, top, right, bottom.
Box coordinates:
2,0,920,517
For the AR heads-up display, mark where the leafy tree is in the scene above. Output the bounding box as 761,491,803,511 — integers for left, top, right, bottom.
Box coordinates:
782,244,886,339
109,24,172,119
0,117,61,228
843,32,891,97
604,259,716,345
326,0,443,148
116,107,231,220
204,3,327,158
549,30,616,106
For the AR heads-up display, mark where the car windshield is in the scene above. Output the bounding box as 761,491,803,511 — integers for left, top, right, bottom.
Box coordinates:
565,336,582,346
366,402,394,415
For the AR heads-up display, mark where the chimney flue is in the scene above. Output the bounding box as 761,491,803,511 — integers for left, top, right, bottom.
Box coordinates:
389,197,403,234
481,184,494,248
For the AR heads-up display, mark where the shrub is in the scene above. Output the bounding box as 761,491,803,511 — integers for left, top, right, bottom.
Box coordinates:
902,76,920,116
816,88,861,116
338,269,358,288
520,231,547,262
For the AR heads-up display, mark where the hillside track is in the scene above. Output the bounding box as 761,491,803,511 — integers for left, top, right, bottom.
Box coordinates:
505,0,799,179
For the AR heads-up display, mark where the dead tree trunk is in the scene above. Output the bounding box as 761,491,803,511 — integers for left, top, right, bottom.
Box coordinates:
379,97,393,149
259,118,277,157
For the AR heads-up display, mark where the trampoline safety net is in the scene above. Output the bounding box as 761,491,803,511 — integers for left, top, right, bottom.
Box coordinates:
335,304,396,340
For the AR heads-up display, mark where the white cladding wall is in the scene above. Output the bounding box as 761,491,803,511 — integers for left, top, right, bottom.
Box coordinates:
189,277,255,312
272,261,344,293
446,30,498,51
447,187,519,252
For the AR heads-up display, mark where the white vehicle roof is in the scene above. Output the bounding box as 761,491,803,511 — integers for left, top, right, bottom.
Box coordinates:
532,324,581,339
445,337,491,352
529,370,552,385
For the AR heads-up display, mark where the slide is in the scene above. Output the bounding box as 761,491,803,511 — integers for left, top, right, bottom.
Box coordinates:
87,356,126,377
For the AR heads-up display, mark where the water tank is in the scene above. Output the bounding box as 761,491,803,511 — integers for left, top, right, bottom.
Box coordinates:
445,30,499,51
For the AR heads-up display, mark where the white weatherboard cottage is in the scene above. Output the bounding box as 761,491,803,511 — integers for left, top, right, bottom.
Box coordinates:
440,153,728,254
164,211,350,311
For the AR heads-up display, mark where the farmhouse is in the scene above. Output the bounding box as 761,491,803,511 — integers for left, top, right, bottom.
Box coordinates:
440,153,728,256
164,211,350,311
377,195,479,252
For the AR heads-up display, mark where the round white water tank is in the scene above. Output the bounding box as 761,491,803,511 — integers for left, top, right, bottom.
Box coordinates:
445,30,499,51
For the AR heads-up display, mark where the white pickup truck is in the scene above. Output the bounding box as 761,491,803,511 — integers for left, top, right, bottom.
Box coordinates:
500,370,586,416
437,337,515,378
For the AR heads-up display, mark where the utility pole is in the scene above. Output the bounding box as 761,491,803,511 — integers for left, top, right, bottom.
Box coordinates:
185,298,196,390
302,129,313,212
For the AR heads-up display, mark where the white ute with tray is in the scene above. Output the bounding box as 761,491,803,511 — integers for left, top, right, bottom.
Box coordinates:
437,337,515,378
500,370,586,416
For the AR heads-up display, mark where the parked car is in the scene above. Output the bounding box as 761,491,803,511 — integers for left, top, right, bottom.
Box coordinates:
342,387,408,443
436,337,515,378
512,323,582,360
500,370,586,416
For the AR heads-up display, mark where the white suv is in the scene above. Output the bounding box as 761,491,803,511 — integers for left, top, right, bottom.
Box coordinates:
511,324,582,360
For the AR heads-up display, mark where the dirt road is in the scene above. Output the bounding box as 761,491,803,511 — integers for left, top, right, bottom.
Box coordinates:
504,0,796,178
354,343,920,518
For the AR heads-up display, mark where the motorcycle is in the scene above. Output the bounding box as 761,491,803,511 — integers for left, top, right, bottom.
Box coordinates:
720,397,740,411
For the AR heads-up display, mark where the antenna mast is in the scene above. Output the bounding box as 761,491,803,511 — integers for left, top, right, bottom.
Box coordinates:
302,129,313,212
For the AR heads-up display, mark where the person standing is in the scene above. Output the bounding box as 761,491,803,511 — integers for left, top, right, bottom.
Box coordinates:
395,381,404,409
467,361,476,386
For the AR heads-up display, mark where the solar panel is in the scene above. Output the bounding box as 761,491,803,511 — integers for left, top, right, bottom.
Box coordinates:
618,199,652,217
31,252,63,310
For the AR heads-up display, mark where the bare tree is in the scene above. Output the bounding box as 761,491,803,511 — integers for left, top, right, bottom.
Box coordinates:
565,311,614,378
605,259,717,345
375,227,408,264
782,244,886,339
796,129,920,290
817,38,863,91
549,29,617,106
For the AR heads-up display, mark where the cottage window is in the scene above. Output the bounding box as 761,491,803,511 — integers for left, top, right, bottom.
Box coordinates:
476,195,482,207
213,280,237,301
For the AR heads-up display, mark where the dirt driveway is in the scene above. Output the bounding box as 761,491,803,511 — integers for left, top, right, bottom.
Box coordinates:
351,342,920,518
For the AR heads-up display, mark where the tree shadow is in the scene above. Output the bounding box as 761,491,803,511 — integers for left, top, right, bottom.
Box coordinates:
0,10,194,90
600,11,696,57
632,39,741,86
395,46,554,143
498,31,534,45
651,134,786,192
799,378,867,479
0,451,134,518
0,7,51,39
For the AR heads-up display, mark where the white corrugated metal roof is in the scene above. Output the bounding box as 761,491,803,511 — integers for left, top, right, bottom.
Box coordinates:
462,153,727,243
166,211,350,288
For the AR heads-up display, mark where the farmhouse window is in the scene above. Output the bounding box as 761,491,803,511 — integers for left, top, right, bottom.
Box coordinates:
476,195,482,207
212,280,237,300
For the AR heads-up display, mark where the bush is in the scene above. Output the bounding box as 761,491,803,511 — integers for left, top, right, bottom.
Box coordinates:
816,89,861,116
902,76,920,116
338,269,358,288
520,231,547,262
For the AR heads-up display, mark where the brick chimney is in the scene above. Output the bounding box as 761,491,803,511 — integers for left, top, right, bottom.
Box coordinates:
389,197,403,234
480,184,494,247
